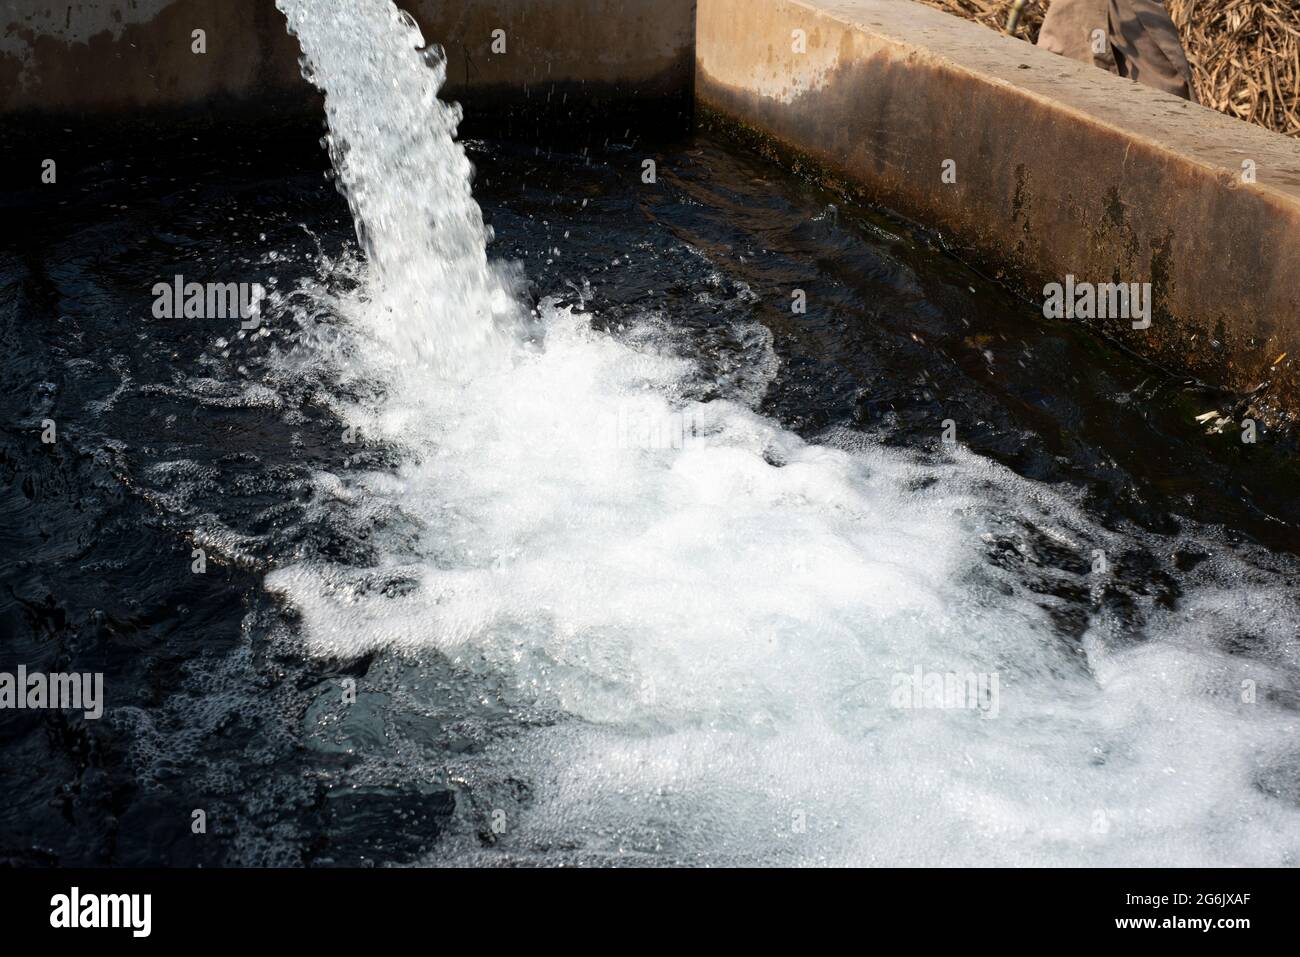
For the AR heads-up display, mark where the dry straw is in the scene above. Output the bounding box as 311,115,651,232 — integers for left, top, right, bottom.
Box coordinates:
913,0,1300,137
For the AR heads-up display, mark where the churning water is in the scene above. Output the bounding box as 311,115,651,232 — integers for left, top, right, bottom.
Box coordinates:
249,0,1300,865
4,0,1298,869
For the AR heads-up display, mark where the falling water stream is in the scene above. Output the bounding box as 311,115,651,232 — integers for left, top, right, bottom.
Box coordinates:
246,0,1300,865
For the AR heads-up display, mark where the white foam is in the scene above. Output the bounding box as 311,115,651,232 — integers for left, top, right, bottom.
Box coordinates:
266,0,1300,866
262,290,1300,866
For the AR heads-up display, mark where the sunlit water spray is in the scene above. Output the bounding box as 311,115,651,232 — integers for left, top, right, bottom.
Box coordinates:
277,0,519,375
269,0,1300,865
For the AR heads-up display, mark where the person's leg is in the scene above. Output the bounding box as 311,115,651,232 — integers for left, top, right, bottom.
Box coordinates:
1037,0,1195,101
1107,0,1196,100
1037,0,1119,74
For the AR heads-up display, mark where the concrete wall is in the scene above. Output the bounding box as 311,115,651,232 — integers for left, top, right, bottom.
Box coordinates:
0,0,306,113
696,0,1300,423
405,0,694,107
0,0,696,116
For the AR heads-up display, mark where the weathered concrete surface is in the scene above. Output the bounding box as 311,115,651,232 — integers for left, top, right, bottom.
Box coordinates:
697,0,1300,422
404,0,694,107
0,0,307,113
0,0,695,118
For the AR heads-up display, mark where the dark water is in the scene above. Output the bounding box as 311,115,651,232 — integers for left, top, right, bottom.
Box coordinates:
1,121,1297,866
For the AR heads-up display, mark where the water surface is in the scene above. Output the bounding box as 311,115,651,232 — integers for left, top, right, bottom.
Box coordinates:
1,62,1298,866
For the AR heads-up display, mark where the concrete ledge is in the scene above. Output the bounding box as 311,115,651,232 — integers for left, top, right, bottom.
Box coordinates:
0,0,695,120
696,0,1300,422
